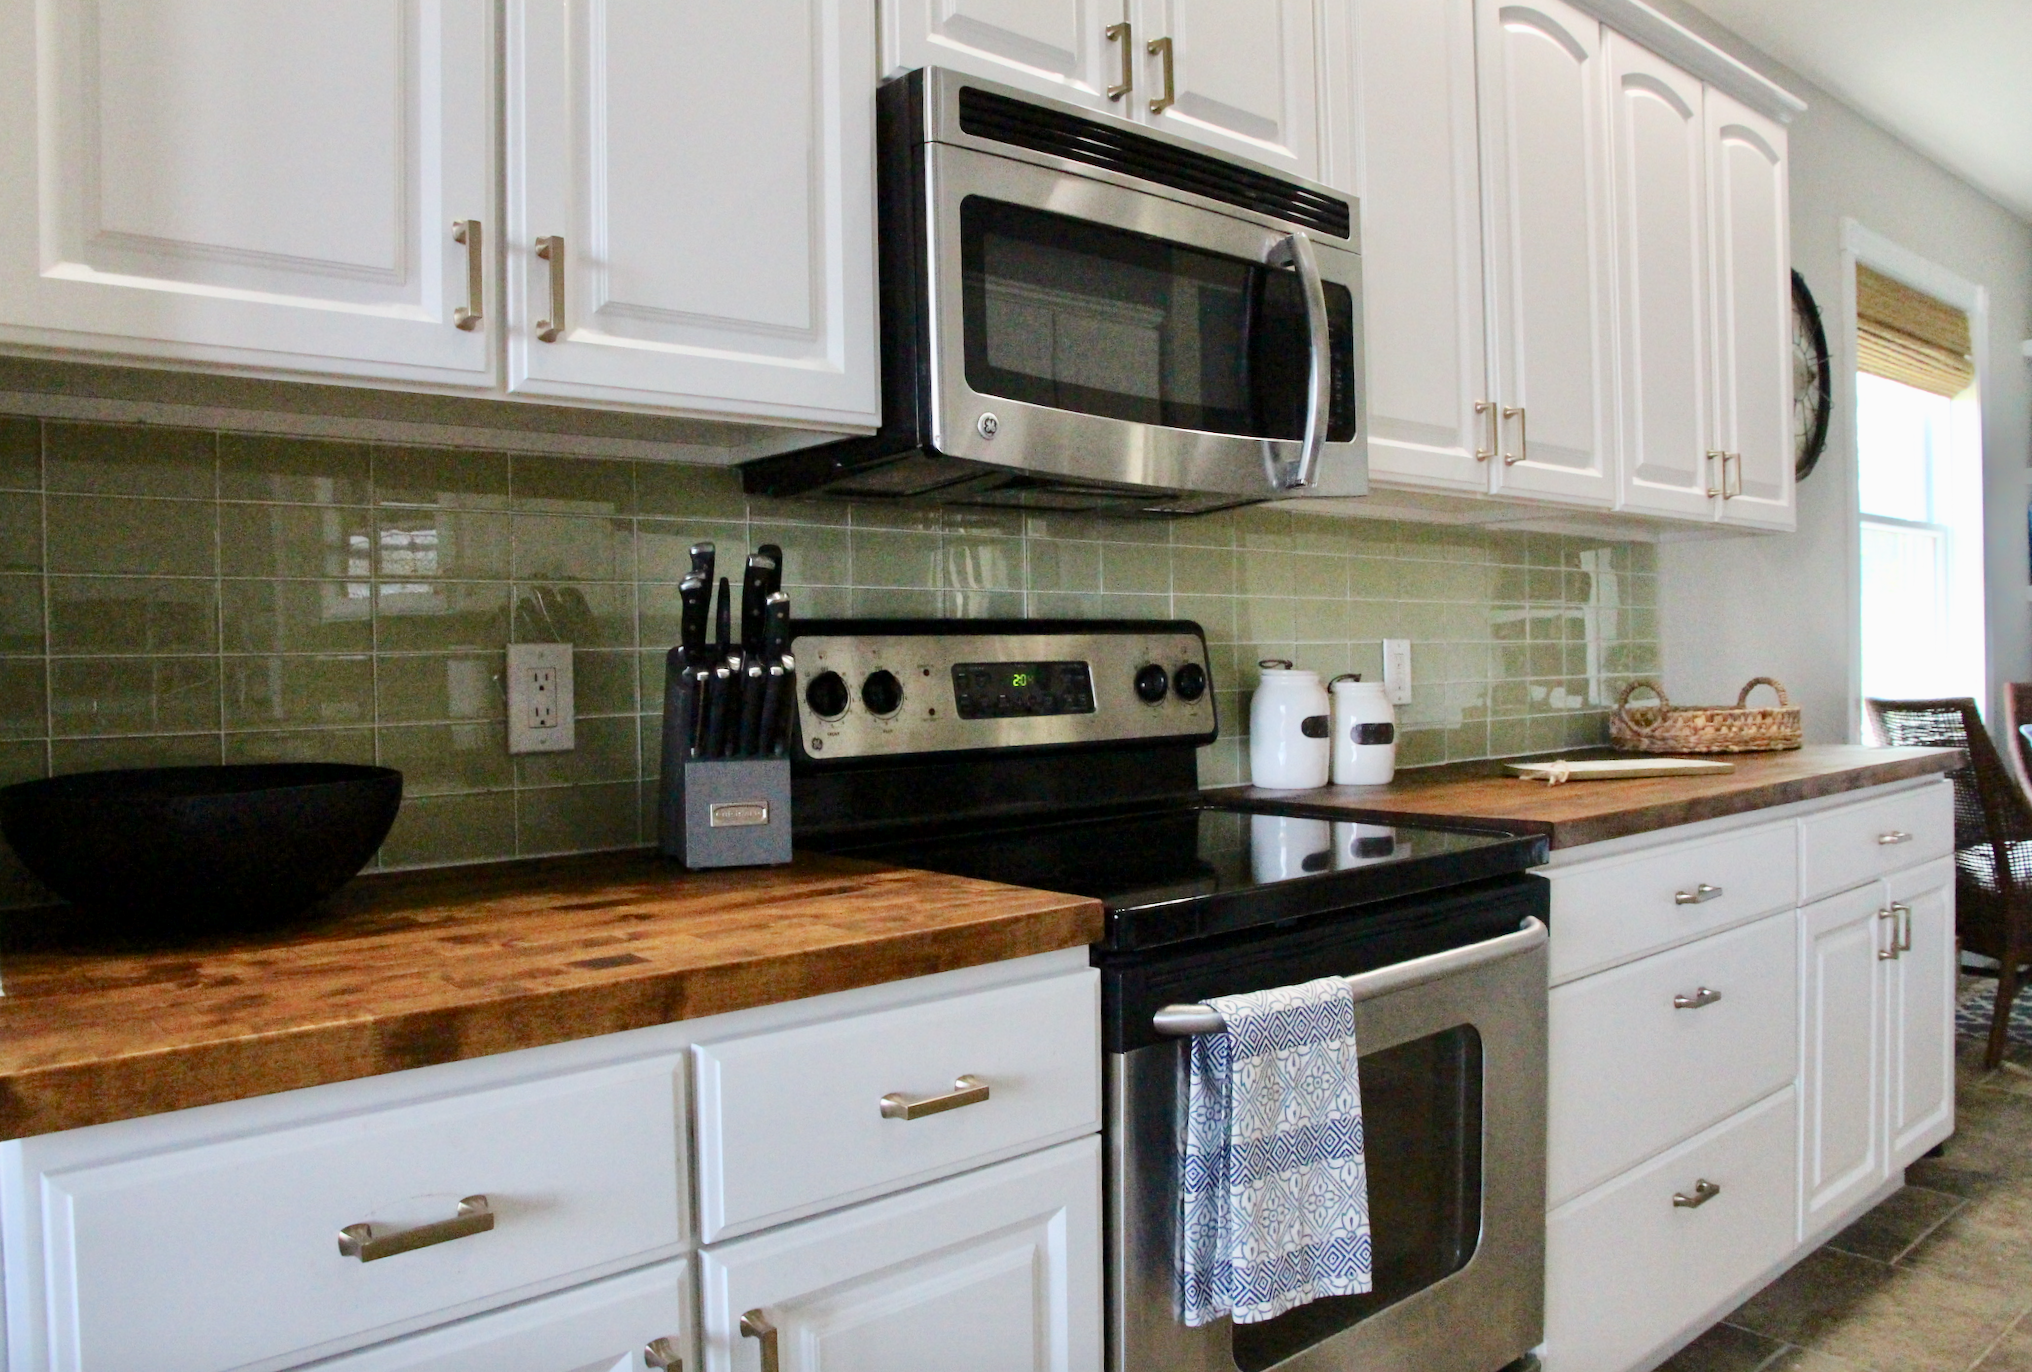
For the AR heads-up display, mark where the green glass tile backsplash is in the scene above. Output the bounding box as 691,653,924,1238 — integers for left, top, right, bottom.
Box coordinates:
0,415,1660,901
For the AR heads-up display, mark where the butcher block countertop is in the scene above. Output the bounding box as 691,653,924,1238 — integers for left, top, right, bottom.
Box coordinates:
1211,745,1961,850
0,852,1102,1141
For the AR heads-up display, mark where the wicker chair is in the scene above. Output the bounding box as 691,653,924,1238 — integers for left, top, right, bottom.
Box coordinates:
2002,682,2032,798
1864,697,2032,1069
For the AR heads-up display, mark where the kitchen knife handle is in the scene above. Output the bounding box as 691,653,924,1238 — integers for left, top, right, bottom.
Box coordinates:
715,576,732,653
760,664,786,757
738,661,766,756
704,666,732,758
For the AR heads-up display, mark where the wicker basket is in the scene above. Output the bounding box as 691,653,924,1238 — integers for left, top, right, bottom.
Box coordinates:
1611,677,1803,754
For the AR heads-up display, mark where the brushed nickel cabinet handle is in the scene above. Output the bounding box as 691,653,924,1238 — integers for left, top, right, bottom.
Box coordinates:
1725,451,1743,498
645,1335,684,1371
1877,830,1912,845
1147,36,1174,114
1705,449,1726,498
1893,901,1913,953
1673,1179,1720,1209
881,1074,990,1120
1878,905,1899,960
1673,986,1723,1010
1502,405,1526,464
741,1309,780,1372
1106,22,1133,99
338,1195,493,1261
452,219,483,330
1674,883,1723,905
536,235,565,342
1475,400,1496,461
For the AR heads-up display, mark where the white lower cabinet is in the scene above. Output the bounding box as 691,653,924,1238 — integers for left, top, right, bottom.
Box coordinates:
1543,780,1956,1372
700,1138,1102,1372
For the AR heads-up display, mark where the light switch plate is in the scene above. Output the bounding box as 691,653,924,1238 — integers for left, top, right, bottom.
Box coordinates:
1382,639,1412,705
507,643,574,753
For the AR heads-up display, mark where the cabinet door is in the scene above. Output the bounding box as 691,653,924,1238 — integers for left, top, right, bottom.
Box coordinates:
1886,858,1956,1169
1799,885,1889,1240
881,0,1129,113
1475,0,1616,507
1352,0,1492,493
1706,86,1794,531
0,0,494,386
699,1137,1101,1372
507,0,879,426
1605,36,1715,520
1131,0,1322,179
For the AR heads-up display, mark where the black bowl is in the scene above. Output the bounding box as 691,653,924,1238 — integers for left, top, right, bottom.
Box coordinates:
0,763,402,934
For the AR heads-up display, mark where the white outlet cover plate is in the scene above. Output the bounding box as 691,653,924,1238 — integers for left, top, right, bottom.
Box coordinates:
1382,639,1412,705
507,642,574,754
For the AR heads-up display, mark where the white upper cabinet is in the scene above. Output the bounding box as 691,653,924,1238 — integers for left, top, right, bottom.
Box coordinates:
1706,86,1794,530
0,0,495,387
1607,34,1715,519
1131,0,1323,180
1476,0,1617,508
880,0,1130,113
507,0,879,426
1351,0,1491,493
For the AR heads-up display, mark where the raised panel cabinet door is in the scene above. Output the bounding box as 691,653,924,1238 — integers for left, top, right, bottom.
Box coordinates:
1130,0,1323,178
1475,0,1616,508
507,0,879,426
0,0,495,386
1706,86,1793,531
1799,885,1889,1241
1352,0,1492,493
1885,857,1956,1169
1605,35,1714,520
881,0,1130,113
699,1137,1102,1372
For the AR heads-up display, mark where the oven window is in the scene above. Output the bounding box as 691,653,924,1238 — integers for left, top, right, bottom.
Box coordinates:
960,197,1355,441
1231,1025,1484,1372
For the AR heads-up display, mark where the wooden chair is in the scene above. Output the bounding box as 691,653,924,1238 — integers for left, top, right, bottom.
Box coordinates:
1864,697,2032,1069
2002,682,2032,798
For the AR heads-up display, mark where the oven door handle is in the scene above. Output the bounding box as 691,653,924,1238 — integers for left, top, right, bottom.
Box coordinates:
1152,916,1548,1036
1262,229,1329,494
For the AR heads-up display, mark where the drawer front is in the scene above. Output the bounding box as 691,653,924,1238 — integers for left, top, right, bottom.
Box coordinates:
1549,911,1797,1206
31,1056,686,1372
314,1258,690,1372
1546,1088,1797,1372
694,967,1099,1242
1799,781,1954,903
1548,820,1798,983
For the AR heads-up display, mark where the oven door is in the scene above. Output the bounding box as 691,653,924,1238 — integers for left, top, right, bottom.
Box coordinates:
1108,919,1547,1372
923,141,1367,500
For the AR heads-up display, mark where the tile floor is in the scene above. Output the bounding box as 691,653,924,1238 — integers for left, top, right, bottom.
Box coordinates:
1660,1001,2032,1372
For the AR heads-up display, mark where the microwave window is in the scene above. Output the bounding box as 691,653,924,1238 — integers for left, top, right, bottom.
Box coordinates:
960,198,1355,441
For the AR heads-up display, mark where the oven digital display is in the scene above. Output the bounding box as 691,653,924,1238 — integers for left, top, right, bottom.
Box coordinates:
951,661,1095,719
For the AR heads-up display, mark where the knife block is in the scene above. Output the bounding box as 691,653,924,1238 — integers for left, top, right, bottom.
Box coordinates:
659,757,793,868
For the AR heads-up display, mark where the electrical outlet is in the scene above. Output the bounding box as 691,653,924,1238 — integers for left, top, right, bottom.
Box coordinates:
507,643,574,754
1382,639,1413,705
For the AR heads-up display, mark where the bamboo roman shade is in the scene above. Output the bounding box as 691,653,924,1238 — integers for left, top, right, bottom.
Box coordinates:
1856,264,1974,397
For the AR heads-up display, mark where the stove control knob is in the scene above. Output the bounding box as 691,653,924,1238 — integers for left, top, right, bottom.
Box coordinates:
1173,662,1208,701
861,668,903,716
805,670,850,719
1133,663,1169,704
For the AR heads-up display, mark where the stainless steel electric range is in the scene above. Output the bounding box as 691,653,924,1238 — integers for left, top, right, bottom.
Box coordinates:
787,619,1549,1372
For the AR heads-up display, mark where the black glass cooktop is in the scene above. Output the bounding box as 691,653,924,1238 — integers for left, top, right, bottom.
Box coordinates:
830,800,1546,951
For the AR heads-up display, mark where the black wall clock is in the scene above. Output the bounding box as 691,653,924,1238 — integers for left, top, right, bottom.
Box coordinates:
1792,269,1832,481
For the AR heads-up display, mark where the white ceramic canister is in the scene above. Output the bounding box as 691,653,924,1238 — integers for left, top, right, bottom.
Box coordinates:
1329,675,1398,785
1249,660,1331,789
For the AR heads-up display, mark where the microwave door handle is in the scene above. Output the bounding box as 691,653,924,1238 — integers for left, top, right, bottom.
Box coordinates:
1263,231,1329,492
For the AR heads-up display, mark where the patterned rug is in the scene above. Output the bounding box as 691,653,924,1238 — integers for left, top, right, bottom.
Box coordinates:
1957,976,2032,1048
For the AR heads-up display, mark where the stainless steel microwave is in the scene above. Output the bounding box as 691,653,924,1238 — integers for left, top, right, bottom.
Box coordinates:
741,68,1367,517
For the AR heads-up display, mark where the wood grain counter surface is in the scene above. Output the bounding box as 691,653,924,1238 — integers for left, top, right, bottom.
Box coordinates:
1210,745,1961,849
0,851,1103,1141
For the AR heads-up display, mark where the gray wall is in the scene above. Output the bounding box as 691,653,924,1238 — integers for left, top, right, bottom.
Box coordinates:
1648,2,2032,742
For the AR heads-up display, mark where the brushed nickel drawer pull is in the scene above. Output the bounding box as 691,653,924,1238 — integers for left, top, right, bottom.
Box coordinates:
1673,986,1722,1010
881,1075,990,1120
1674,883,1723,905
645,1335,684,1371
535,234,565,342
338,1195,492,1261
741,1309,780,1372
452,219,483,330
1673,1178,1720,1209
1877,830,1912,845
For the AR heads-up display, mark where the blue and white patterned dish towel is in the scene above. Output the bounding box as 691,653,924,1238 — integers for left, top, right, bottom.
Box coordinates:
1180,975,1372,1326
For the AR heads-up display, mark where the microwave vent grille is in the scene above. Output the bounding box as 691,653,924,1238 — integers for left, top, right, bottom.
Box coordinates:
956,86,1351,241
